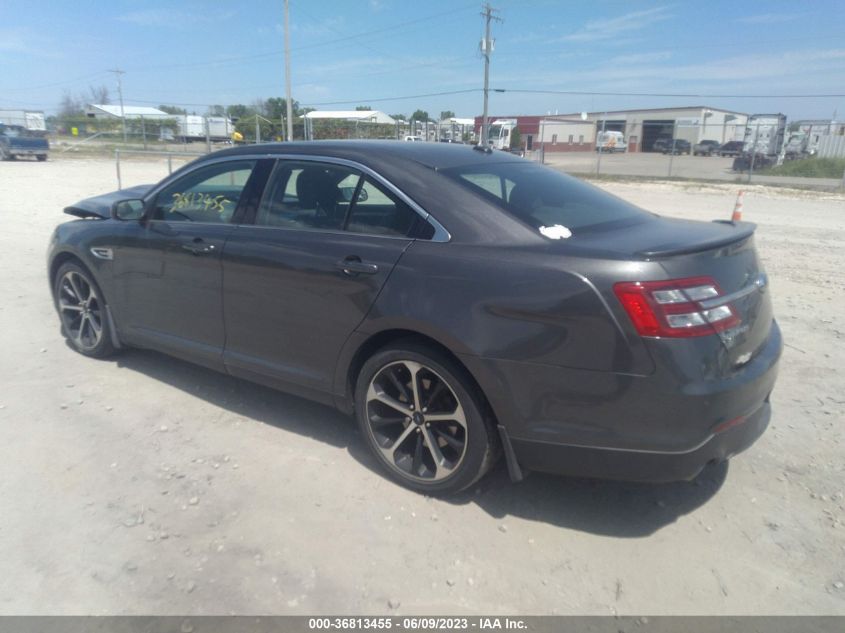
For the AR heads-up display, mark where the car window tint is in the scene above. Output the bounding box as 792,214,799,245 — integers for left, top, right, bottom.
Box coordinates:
153,160,256,223
346,178,418,237
255,161,362,231
443,161,647,233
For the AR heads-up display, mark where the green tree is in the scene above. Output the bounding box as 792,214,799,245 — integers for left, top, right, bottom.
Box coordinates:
411,109,429,122
389,113,406,121
59,91,84,117
226,104,255,121
158,105,187,115
439,110,455,121
208,105,225,117
264,97,302,120
355,105,372,111
88,84,110,105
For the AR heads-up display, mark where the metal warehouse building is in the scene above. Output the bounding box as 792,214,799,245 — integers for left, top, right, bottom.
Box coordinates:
477,106,749,152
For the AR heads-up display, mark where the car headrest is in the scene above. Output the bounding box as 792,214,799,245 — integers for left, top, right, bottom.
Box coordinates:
296,167,339,211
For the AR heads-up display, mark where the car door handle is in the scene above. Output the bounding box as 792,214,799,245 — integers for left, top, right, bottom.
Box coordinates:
336,257,379,276
182,239,216,255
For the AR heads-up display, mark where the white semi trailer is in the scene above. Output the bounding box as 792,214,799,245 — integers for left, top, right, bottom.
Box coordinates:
173,115,234,141
742,114,786,157
0,109,46,131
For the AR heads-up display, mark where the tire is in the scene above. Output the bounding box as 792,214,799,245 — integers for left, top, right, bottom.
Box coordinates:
53,262,117,358
37,154,47,161
354,343,498,494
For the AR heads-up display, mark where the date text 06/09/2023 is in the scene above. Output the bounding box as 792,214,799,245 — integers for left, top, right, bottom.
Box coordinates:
307,617,528,630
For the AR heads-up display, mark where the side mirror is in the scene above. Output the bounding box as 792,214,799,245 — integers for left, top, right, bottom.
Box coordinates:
112,199,145,221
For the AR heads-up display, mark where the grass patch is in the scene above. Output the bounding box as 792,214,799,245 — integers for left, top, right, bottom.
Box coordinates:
759,157,845,178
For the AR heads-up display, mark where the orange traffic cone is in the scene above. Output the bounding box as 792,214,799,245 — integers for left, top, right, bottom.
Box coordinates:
731,190,744,222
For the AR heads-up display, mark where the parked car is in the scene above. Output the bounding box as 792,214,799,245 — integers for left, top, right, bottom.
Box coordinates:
662,139,691,155
49,141,781,494
0,123,49,161
652,138,672,152
732,153,776,172
693,140,721,156
403,135,423,142
719,141,745,157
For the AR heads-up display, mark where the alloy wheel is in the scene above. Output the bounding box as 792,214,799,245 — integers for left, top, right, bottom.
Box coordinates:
58,271,104,351
365,360,468,482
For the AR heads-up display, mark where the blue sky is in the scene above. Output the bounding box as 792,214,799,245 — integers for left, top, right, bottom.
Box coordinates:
2,0,844,120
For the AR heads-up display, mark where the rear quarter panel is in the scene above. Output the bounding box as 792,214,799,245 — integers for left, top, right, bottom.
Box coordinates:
359,240,656,372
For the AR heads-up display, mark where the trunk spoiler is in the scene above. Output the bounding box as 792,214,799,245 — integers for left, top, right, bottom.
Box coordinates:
63,184,153,220
636,221,756,259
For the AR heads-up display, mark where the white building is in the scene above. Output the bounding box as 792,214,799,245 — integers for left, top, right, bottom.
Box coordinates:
85,104,172,120
487,106,749,153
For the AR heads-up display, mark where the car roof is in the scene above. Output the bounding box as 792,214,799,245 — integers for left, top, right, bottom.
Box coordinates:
205,140,517,171
185,140,543,245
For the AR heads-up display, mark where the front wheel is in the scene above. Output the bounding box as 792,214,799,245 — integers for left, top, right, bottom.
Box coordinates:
53,262,116,358
355,345,498,494
37,154,47,161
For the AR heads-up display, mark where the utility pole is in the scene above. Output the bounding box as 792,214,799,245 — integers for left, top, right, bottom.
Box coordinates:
480,3,501,147
284,0,294,141
109,68,127,143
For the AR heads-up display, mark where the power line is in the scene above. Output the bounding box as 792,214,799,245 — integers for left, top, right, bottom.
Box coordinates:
495,88,845,98
301,89,481,107
123,86,843,112
124,89,482,109
122,2,479,74
0,71,111,94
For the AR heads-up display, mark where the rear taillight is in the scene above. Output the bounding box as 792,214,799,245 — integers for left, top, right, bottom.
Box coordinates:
613,276,740,338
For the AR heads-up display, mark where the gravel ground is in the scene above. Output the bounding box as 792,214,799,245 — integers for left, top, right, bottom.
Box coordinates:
0,157,843,615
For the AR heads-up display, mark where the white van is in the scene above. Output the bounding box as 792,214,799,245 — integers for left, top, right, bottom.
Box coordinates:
596,130,626,153
404,135,423,142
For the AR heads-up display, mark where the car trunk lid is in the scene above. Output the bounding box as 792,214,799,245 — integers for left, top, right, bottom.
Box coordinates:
573,216,772,370
655,226,772,369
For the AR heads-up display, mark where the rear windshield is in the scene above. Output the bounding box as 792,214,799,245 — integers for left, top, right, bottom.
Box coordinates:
441,161,648,233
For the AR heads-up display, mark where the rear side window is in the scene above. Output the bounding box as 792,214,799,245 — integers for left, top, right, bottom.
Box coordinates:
442,161,647,233
255,161,361,231
346,178,419,237
256,161,429,238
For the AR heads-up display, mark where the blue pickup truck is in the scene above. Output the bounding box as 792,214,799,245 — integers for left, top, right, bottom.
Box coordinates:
0,124,49,161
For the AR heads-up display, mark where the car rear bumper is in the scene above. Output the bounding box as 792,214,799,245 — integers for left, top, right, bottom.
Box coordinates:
508,398,770,482
461,320,781,482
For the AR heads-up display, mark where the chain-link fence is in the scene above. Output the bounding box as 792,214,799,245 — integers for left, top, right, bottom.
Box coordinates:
509,111,845,189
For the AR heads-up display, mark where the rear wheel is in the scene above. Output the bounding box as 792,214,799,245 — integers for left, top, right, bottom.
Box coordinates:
53,262,116,358
36,154,47,161
355,344,498,494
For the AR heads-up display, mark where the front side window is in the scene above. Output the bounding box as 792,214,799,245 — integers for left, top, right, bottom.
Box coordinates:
153,160,256,223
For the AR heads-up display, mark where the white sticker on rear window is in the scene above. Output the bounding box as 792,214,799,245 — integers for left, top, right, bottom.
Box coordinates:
539,224,572,240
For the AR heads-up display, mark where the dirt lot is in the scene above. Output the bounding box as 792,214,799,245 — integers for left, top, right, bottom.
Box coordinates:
0,156,843,615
